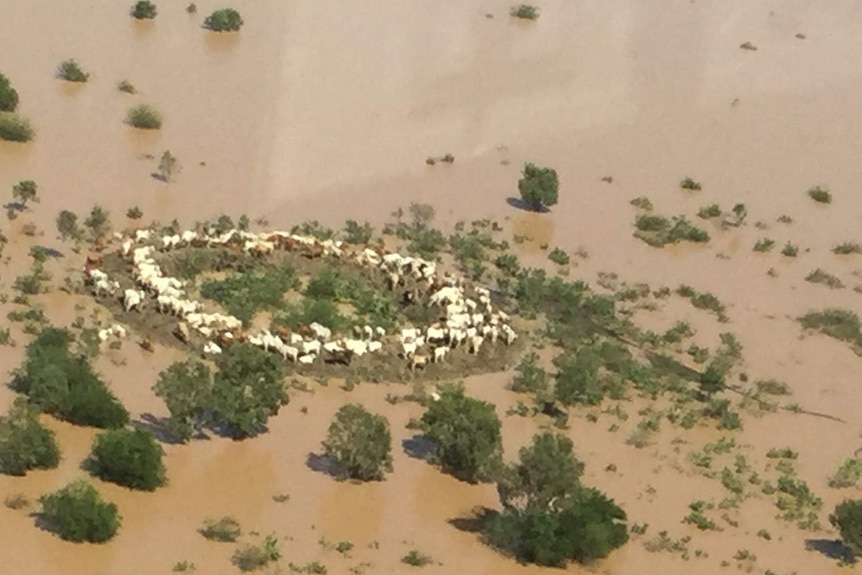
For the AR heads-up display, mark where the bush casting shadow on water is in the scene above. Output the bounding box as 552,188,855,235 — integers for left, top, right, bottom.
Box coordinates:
805,538,856,563
305,452,340,478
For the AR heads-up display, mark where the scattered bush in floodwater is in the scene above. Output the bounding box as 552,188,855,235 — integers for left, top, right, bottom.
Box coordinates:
680,177,702,191
548,247,570,266
0,397,60,476
126,206,143,219
57,60,89,83
805,268,843,289
131,0,157,19
798,308,862,346
834,242,862,255
204,8,243,31
401,550,434,567
11,180,38,207
697,204,721,219
117,79,137,94
807,186,832,204
829,459,862,489
56,210,83,241
322,404,393,481
127,104,162,129
15,327,130,429
518,163,559,211
84,204,110,238
87,428,165,491
510,4,539,20
159,150,180,182
830,499,862,557
39,479,120,543
753,238,775,252
0,72,19,112
233,534,281,572
0,113,34,142
781,242,798,257
342,219,374,244
634,214,709,247
200,516,241,542
629,196,653,211
420,385,502,483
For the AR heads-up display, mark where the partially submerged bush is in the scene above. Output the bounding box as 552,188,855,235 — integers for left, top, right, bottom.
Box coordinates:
510,4,539,20
830,499,862,557
117,80,137,94
420,386,502,483
798,308,862,346
126,104,162,129
680,177,702,191
233,534,280,572
12,180,38,207
200,516,241,541
15,327,129,428
204,8,244,31
0,113,34,142
131,1,157,19
548,247,569,266
39,479,120,543
807,186,832,204
87,428,166,491
0,397,60,476
805,268,843,289
633,214,709,247
200,267,298,325
0,72,19,112
57,60,89,83
829,459,862,489
697,204,721,219
518,163,559,211
56,210,83,241
322,404,393,481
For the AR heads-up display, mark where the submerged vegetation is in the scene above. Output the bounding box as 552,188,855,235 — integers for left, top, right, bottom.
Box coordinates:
126,104,163,129
204,8,243,31
0,113,34,142
633,213,709,247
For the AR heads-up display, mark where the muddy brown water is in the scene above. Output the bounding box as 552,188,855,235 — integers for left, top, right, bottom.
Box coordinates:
2,1,862,574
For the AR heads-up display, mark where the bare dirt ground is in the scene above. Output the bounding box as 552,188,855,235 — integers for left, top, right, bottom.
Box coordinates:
1,1,862,574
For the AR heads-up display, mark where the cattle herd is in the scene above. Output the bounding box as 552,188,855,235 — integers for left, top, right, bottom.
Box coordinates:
82,225,518,370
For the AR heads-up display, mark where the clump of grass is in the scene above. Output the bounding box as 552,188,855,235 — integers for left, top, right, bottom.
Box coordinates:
807,186,832,204
126,206,143,219
676,285,728,322
805,268,843,289
131,1,157,19
401,550,433,567
0,113,34,142
684,501,721,531
186,3,197,14
697,204,721,219
755,379,790,396
776,214,793,224
510,4,539,20
199,516,241,542
57,60,89,82
798,308,862,346
680,177,702,191
781,242,798,257
126,104,162,129
833,242,862,255
233,534,280,572
548,247,569,266
740,42,758,51
117,80,137,94
766,447,798,460
828,458,862,489
630,196,653,211
4,493,30,510
753,238,775,252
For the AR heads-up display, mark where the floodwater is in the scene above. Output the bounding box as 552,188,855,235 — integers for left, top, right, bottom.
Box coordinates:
2,1,862,574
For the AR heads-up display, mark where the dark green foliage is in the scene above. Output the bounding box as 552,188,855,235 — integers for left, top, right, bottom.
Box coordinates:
483,489,628,567
781,242,798,257
834,242,862,255
131,1,157,19
420,387,502,483
233,534,280,571
322,404,393,481
510,4,539,20
753,238,775,252
510,352,548,394
807,186,832,204
798,308,862,346
554,345,603,406
0,398,60,476
634,214,709,247
342,220,373,244
401,550,433,566
200,267,299,325
87,429,165,491
518,163,559,211
56,210,83,241
547,247,569,266
84,205,110,238
57,60,89,82
497,432,584,512
805,268,844,289
204,8,243,31
699,361,727,395
200,516,241,541
16,328,129,429
831,499,862,556
275,298,350,333
126,104,162,129
0,72,18,112
0,113,34,142
152,359,212,442
697,204,721,219
154,346,287,441
39,479,120,543
12,180,38,206
680,177,702,191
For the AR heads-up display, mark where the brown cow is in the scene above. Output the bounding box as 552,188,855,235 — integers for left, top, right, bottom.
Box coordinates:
140,335,155,353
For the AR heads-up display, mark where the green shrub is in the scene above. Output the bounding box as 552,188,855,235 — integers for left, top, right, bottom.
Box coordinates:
511,352,548,394
0,397,60,476
401,550,433,566
634,214,709,247
158,150,180,182
0,72,19,112
12,180,38,207
510,4,539,20
753,238,775,252
798,308,862,346
39,479,120,543
56,210,83,241
807,186,832,204
420,386,502,483
131,1,157,19
200,267,298,326
233,534,280,571
629,196,653,211
126,206,143,219
781,242,798,257
322,404,393,481
0,113,34,142
87,429,165,491
830,499,862,556
518,163,559,211
57,60,89,83
342,220,373,244
680,177,702,191
16,327,129,428
548,247,569,266
829,459,862,489
204,8,243,31
84,205,110,238
117,80,137,94
697,204,721,219
805,268,843,289
834,242,862,255
126,104,162,129
200,516,241,541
